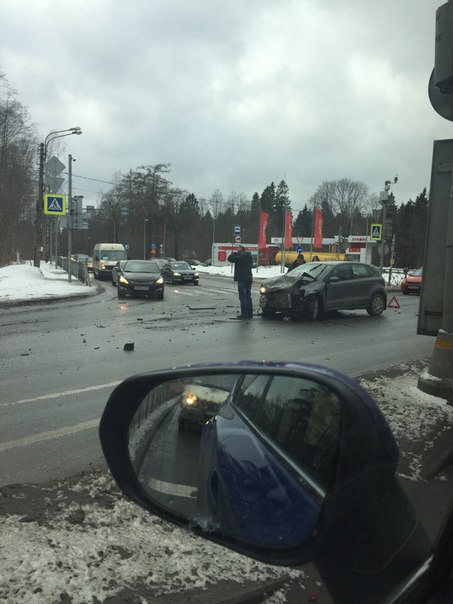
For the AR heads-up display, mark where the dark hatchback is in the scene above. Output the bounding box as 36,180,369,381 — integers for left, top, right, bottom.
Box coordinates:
161,261,199,285
259,261,387,320
117,260,164,300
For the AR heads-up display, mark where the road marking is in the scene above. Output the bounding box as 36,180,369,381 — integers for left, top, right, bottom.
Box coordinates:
2,381,121,407
145,477,197,499
174,286,235,296
0,419,99,452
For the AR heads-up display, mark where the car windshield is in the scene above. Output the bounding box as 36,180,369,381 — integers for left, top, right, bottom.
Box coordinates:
100,251,127,260
124,261,159,273
289,262,331,279
411,267,423,277
171,262,191,270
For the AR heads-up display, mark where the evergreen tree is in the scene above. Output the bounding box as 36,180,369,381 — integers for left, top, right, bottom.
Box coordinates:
293,205,312,238
273,180,291,238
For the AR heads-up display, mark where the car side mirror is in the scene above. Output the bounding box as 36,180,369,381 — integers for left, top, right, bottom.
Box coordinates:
99,362,428,573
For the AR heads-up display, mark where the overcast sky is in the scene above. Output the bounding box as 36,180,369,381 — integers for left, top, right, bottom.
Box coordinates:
1,0,449,213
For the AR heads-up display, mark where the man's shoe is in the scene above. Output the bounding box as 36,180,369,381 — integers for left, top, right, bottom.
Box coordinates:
231,315,245,320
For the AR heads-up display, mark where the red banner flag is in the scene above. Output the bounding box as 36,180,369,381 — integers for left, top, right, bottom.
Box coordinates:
284,209,293,248
259,210,269,247
313,208,324,249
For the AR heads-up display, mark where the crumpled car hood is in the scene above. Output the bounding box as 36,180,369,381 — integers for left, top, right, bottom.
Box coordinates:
263,273,315,292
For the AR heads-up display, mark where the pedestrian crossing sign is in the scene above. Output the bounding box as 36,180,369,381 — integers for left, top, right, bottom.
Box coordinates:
370,223,382,240
44,194,66,215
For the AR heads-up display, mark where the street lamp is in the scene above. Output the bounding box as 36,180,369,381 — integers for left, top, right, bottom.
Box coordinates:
143,218,149,259
34,127,82,268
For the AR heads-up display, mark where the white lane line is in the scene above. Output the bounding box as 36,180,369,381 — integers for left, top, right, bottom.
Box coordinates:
0,419,99,452
174,287,235,296
2,381,121,407
145,477,197,499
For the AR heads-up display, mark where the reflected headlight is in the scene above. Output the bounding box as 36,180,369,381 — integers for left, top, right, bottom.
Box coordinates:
194,272,199,277
173,272,181,277
259,285,267,294
119,275,129,284
183,394,197,406
155,277,164,284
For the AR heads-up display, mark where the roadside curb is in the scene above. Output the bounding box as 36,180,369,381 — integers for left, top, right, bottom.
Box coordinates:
0,283,104,308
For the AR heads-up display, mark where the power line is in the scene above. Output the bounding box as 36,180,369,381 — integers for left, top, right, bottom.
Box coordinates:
62,172,116,186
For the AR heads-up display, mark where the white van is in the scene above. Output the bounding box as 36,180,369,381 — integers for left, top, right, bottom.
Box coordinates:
93,243,127,280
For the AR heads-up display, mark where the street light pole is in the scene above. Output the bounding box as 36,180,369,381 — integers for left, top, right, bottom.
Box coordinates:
33,127,82,268
67,154,75,282
143,218,149,259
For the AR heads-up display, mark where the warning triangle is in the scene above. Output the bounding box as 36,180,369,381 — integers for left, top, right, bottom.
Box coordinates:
387,295,400,309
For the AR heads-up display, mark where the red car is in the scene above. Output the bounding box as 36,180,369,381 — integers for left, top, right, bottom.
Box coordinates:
400,267,422,295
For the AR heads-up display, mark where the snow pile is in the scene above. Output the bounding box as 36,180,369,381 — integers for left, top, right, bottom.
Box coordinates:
0,262,89,303
359,362,453,481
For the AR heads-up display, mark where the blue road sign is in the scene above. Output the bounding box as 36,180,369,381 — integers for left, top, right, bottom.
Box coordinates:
44,194,66,216
296,246,302,253
151,243,156,249
370,223,382,240
124,244,130,251
234,225,241,235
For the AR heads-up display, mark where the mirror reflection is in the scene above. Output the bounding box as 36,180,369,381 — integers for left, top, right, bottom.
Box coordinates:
128,373,342,547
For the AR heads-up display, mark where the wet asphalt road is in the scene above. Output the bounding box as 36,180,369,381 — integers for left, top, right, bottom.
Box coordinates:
0,273,433,486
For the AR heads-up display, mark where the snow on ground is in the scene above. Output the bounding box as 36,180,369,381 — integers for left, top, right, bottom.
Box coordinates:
0,260,404,304
0,261,92,303
359,361,453,482
0,261,448,604
0,472,307,604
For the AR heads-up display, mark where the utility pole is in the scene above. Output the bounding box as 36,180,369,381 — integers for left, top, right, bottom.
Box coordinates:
378,176,398,274
34,144,45,267
67,155,74,282
33,127,82,269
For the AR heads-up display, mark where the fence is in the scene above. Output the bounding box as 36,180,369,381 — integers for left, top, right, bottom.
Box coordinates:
57,256,91,286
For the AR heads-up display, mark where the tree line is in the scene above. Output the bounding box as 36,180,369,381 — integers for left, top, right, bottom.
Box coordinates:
0,74,428,269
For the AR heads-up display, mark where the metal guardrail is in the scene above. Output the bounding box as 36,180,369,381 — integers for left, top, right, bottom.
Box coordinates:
128,381,185,472
382,268,405,287
56,256,91,286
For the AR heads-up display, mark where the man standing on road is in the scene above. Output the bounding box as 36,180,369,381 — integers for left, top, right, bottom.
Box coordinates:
287,253,306,272
228,245,253,319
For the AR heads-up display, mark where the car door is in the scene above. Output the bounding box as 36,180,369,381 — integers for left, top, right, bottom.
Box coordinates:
324,263,354,310
350,263,378,305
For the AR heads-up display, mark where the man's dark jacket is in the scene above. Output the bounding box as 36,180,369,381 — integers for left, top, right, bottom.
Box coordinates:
228,250,253,284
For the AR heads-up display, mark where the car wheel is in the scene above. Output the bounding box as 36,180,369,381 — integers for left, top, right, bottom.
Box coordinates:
305,296,322,321
111,278,115,286
170,276,174,284
118,288,126,299
401,290,409,295
367,293,386,316
94,270,98,280
261,307,276,319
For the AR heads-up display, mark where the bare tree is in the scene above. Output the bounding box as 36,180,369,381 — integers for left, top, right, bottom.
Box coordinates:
0,82,37,265
309,178,369,235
